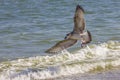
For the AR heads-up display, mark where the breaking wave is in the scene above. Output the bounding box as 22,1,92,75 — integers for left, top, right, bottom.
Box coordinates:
0,41,120,80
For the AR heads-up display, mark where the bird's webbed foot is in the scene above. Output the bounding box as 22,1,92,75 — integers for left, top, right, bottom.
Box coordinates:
81,43,87,48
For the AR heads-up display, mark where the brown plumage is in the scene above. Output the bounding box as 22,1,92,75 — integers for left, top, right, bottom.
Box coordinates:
45,39,77,53
73,5,85,33
45,5,92,53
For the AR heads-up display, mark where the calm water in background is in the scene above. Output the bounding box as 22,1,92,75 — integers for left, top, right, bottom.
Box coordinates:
0,0,120,60
0,0,120,80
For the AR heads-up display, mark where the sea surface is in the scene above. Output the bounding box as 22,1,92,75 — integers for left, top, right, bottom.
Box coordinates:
0,0,120,80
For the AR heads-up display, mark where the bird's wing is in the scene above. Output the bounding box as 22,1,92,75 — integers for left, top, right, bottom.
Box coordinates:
80,30,92,44
45,39,77,53
73,5,85,33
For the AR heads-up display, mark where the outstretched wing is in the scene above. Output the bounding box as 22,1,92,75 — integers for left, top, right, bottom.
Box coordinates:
73,5,85,33
80,30,92,44
45,39,77,53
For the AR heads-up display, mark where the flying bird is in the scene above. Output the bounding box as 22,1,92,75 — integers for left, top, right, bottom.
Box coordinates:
45,5,92,53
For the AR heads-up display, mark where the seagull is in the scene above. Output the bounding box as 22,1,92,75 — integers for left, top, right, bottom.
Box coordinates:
45,5,92,53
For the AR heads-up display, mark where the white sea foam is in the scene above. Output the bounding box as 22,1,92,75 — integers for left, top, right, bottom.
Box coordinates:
0,41,120,80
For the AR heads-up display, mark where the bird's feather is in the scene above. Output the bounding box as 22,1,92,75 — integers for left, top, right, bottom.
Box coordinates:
45,39,77,53
80,30,92,44
73,5,85,33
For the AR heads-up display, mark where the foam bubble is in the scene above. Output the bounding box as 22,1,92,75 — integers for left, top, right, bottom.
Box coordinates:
0,41,120,80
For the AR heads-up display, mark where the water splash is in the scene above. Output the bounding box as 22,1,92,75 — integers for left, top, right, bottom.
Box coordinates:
0,41,120,80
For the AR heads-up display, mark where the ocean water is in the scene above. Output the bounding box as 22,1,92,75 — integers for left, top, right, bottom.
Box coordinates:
0,0,120,80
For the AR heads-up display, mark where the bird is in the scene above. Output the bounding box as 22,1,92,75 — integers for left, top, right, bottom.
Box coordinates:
45,5,92,53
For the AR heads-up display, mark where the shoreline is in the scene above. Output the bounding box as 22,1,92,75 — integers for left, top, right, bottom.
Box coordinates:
55,67,120,80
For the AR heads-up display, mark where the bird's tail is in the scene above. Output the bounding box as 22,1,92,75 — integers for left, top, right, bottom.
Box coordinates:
80,30,92,47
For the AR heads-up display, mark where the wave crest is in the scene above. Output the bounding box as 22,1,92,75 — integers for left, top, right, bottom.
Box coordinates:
0,41,120,80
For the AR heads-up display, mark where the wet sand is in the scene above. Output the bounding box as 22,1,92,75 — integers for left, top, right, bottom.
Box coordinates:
56,68,120,80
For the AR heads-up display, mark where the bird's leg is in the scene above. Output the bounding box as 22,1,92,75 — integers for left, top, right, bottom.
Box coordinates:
80,36,86,48
81,43,86,48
